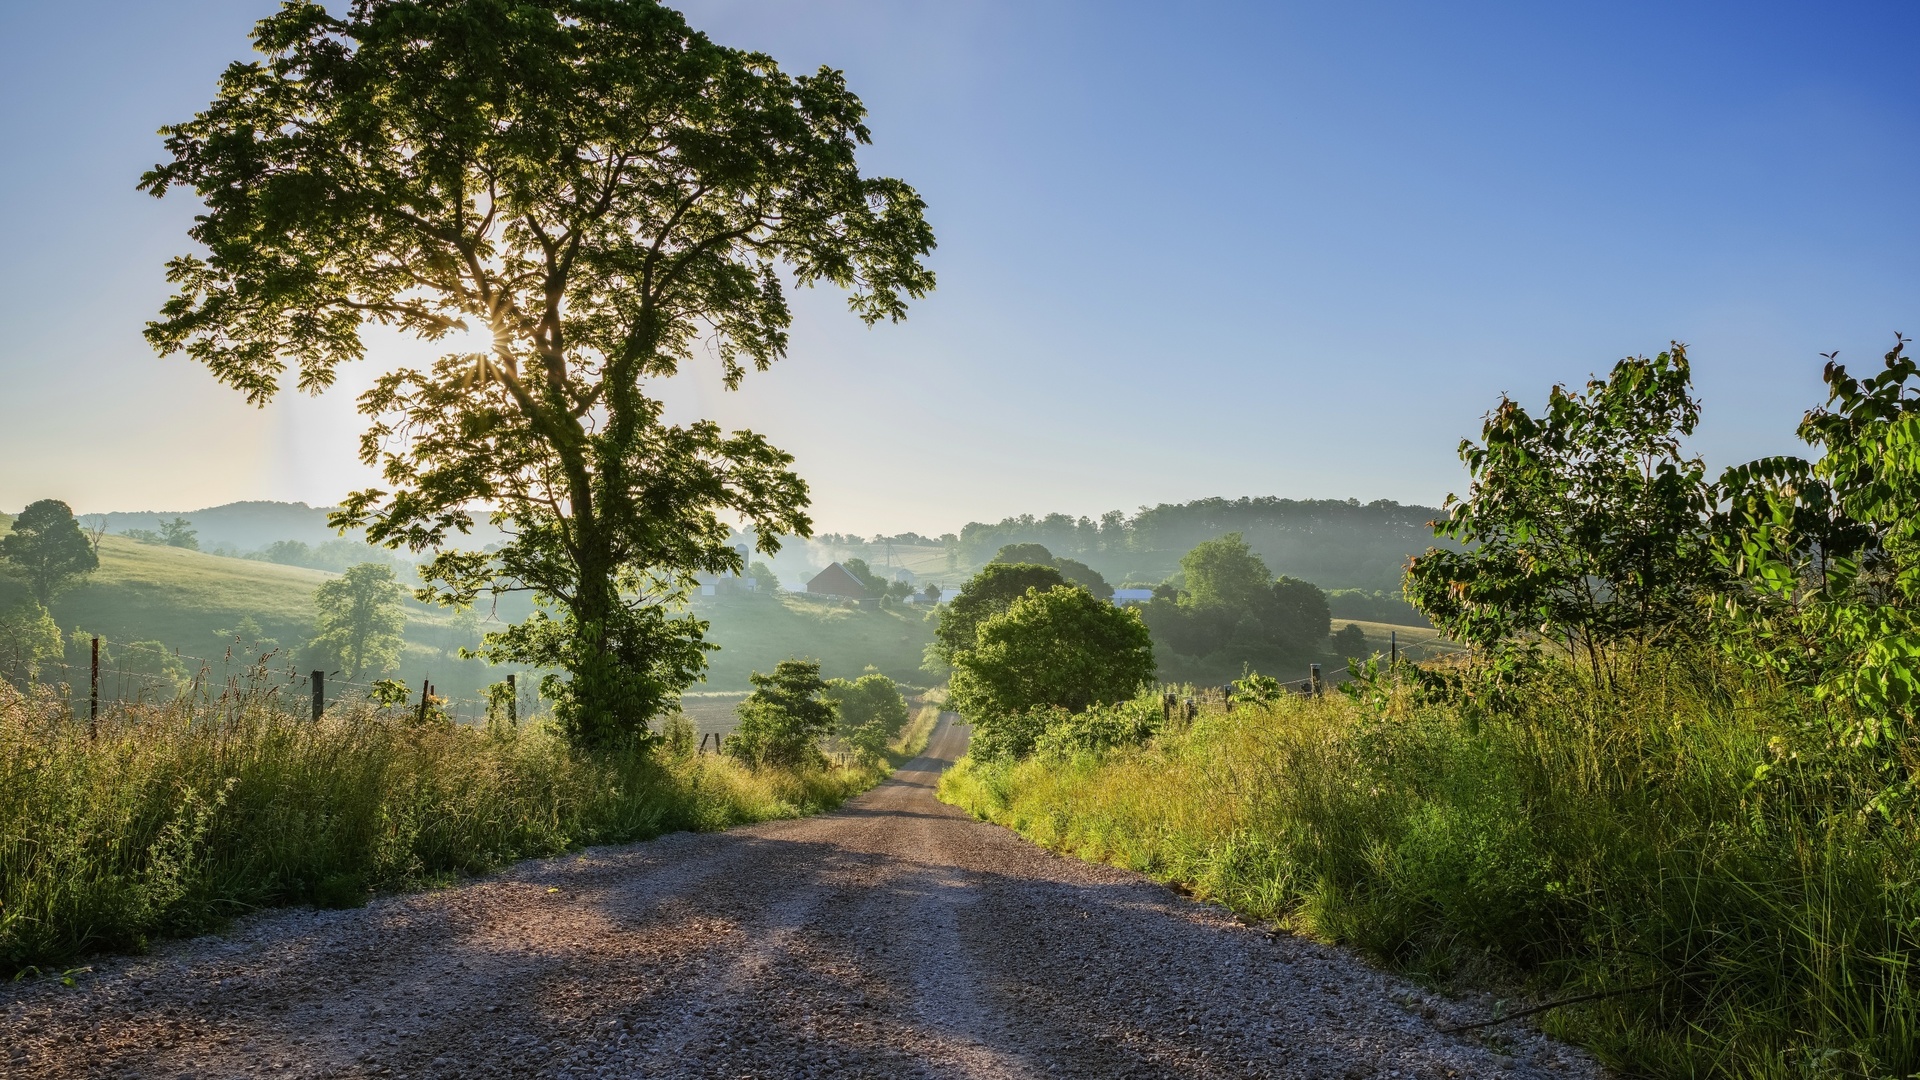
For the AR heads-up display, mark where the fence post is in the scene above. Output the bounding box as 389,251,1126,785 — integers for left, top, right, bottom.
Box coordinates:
507,673,517,725
312,670,325,722
1184,697,1196,723
89,636,99,736
1390,631,1397,668
416,678,431,725
1309,663,1322,696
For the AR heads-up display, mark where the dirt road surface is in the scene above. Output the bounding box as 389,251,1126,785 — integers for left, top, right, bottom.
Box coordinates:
3,717,1598,1079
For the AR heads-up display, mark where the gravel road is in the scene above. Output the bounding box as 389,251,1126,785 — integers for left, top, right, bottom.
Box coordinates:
3,716,1599,1079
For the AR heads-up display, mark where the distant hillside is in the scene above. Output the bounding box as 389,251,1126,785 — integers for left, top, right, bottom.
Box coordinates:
80,501,510,556
695,591,934,689
40,535,497,697
91,502,346,551
17,534,928,709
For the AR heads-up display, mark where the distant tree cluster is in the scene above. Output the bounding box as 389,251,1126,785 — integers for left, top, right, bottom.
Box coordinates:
1136,534,1334,684
840,558,916,601
121,517,200,550
747,561,781,592
950,498,1448,593
825,670,912,765
249,538,414,576
0,500,99,685
987,544,1113,599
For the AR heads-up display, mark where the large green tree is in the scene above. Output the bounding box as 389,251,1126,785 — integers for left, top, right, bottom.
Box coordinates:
141,0,934,750
930,561,1068,668
1403,347,1715,681
949,585,1156,760
310,563,409,680
0,499,99,605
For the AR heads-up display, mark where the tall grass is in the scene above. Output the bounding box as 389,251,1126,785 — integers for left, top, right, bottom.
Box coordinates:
940,655,1920,1078
1,678,886,974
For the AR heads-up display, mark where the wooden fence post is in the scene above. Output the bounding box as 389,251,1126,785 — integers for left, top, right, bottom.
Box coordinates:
89,636,99,737
312,670,325,722
1309,664,1322,696
507,673,517,725
1390,631,1398,668
416,678,431,725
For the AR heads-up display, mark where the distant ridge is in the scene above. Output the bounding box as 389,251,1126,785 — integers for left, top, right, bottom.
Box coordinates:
82,501,507,554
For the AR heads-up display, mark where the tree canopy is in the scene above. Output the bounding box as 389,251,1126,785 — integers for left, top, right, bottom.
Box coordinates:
1404,347,1715,681
949,585,1155,760
931,561,1068,668
310,563,409,680
0,499,99,605
142,0,933,750
989,542,1112,599
824,670,910,765
725,659,837,767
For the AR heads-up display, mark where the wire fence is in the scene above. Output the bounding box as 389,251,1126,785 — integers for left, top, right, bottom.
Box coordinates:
0,633,537,726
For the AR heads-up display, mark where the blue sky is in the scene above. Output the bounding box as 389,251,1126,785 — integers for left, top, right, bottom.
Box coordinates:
2,1,1916,534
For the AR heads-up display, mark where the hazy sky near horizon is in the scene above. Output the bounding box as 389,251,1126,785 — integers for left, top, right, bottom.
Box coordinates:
2,1,1917,535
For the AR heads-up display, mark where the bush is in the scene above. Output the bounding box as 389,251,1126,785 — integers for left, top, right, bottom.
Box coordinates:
1032,695,1162,758
724,659,837,768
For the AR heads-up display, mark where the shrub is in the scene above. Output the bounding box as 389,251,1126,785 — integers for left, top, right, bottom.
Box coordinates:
724,659,837,767
1032,695,1162,758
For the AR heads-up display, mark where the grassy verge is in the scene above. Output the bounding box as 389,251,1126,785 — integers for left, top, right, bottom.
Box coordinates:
1,680,887,975
938,659,1920,1078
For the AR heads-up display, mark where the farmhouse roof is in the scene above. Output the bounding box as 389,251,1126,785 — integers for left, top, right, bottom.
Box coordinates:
807,562,870,598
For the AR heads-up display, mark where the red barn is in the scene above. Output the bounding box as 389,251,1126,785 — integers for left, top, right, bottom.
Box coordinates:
806,562,871,599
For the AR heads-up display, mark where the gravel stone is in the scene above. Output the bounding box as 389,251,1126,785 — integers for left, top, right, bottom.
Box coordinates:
0,716,1601,1078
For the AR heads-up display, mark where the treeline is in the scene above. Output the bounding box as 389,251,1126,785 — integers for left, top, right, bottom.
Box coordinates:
952,497,1447,592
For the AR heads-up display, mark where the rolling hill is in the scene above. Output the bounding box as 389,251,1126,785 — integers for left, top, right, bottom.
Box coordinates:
17,534,933,710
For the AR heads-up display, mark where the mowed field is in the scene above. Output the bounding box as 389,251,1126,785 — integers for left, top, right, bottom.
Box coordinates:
1338,618,1462,660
